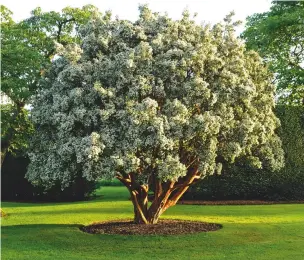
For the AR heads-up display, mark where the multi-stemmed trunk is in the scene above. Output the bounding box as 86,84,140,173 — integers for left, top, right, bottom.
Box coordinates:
116,166,200,224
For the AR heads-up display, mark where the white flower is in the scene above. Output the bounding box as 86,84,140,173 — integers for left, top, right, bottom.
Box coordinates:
27,7,283,188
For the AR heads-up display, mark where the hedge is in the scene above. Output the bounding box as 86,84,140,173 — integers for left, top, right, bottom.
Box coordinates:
184,105,304,201
1,152,99,202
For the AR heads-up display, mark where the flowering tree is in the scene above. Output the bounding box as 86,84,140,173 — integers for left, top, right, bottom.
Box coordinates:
27,7,284,224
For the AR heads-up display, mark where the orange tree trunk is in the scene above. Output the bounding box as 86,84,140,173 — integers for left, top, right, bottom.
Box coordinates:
116,167,200,224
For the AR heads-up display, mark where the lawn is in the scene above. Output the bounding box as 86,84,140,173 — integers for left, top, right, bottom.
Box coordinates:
1,186,304,260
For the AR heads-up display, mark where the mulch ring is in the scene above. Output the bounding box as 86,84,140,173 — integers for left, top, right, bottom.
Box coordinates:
80,220,222,235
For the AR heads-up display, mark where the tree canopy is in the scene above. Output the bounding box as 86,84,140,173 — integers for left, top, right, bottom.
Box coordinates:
27,6,284,224
1,5,45,105
0,4,101,164
241,1,304,105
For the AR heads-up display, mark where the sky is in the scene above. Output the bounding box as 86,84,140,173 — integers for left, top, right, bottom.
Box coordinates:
2,0,272,33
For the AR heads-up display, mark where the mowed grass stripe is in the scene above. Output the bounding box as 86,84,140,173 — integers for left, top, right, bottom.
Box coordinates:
2,187,304,260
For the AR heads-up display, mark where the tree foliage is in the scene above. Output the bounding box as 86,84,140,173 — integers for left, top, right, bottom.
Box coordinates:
0,104,33,164
241,1,304,105
1,152,98,201
1,5,45,104
185,105,304,201
24,5,101,58
27,6,284,224
0,5,101,164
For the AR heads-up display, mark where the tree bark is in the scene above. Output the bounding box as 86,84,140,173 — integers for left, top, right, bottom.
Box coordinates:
116,166,200,224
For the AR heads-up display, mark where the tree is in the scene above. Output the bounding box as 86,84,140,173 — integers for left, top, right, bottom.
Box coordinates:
0,5,101,165
241,1,304,105
23,5,101,58
27,6,284,224
1,5,43,164
0,104,33,165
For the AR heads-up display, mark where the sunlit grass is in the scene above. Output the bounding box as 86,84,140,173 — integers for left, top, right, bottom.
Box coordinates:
2,186,304,260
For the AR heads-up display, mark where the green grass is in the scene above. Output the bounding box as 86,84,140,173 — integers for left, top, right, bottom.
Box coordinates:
1,186,304,260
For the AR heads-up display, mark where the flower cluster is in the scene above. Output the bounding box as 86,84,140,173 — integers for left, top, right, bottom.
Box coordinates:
27,6,284,189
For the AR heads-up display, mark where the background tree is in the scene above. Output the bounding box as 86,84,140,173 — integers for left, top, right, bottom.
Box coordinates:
23,5,101,59
0,4,101,164
241,1,304,105
0,104,33,165
1,5,42,164
27,6,284,224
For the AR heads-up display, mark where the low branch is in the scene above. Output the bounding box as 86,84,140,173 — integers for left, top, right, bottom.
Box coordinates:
163,168,199,211
116,174,131,188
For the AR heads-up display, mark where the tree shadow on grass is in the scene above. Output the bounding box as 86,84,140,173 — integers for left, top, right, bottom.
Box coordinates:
1,223,83,230
1,222,225,258
1,197,131,208
1,224,86,240
6,206,133,216
1,222,223,240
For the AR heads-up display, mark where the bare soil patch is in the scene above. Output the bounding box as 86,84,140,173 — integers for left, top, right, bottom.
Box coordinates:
80,220,222,235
